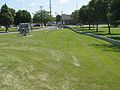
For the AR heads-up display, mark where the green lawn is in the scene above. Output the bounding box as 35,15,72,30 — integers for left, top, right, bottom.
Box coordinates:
0,27,17,32
0,27,44,32
72,25,120,41
0,29,120,90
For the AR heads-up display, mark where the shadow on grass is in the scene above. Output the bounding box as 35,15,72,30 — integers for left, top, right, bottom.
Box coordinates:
96,33,120,36
86,31,104,33
90,44,120,52
82,28,94,30
108,37,120,40
73,27,95,31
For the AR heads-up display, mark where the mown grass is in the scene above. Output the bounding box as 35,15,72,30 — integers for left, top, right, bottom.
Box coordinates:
0,27,45,33
0,27,17,32
72,25,120,41
0,29,120,90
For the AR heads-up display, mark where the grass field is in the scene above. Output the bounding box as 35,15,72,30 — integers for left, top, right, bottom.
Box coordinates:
72,25,120,41
0,27,17,32
0,27,43,32
0,29,120,90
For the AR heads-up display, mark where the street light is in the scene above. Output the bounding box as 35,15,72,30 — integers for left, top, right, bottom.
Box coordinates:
49,0,52,23
49,0,52,16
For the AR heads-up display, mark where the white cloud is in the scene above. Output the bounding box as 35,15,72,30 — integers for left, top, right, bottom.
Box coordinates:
59,0,70,3
16,0,25,2
29,3,35,6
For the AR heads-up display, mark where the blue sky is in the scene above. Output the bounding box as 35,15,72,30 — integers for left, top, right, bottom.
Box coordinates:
0,0,90,16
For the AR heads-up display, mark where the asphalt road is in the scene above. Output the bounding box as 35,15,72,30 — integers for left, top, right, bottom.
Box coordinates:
0,26,57,35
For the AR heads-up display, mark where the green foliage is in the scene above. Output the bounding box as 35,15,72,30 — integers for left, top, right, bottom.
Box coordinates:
94,0,111,33
14,10,31,25
9,8,16,24
111,0,120,27
71,10,79,24
9,8,16,18
51,17,56,22
33,10,51,25
79,6,87,24
0,4,14,32
73,0,113,33
79,5,94,25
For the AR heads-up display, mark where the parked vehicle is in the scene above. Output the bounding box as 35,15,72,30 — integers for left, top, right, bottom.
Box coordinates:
33,24,41,27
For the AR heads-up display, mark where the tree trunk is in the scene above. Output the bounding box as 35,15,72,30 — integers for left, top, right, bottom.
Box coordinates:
106,17,111,34
89,23,91,30
93,24,94,28
44,23,47,27
5,26,8,32
96,22,98,32
96,18,99,32
108,23,111,34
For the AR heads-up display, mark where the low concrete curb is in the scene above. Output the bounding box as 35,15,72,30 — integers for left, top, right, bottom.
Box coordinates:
67,26,120,47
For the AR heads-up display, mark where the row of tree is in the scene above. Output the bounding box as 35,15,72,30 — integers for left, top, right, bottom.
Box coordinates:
0,4,63,32
0,4,57,32
33,10,54,27
33,11,62,26
0,4,31,32
71,0,120,34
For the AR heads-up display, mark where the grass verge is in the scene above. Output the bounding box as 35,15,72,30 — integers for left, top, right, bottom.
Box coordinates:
0,29,120,90
72,25,120,41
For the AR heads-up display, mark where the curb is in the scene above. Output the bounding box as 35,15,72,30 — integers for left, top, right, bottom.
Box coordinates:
67,26,120,47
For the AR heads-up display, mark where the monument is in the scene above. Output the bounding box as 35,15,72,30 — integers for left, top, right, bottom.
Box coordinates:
17,23,32,36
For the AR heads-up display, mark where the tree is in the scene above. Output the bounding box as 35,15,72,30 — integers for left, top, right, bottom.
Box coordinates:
90,0,101,32
9,8,16,24
51,17,56,22
9,8,16,18
79,6,88,26
33,10,51,26
86,5,95,30
71,10,79,24
90,0,112,33
78,5,95,30
87,0,111,33
71,0,119,34
102,0,112,34
14,10,31,25
111,0,120,27
0,4,13,32
88,1,96,29
56,15,62,23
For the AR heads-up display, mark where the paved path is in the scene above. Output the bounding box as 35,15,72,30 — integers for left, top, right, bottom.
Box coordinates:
0,31,18,35
0,26,57,35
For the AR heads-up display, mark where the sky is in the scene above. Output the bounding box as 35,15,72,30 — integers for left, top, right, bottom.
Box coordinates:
0,0,90,16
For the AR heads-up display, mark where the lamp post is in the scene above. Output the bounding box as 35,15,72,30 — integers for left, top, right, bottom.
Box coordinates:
49,0,52,16
49,0,52,24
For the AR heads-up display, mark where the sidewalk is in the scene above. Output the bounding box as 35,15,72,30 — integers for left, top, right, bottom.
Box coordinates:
0,31,18,34
0,26,57,35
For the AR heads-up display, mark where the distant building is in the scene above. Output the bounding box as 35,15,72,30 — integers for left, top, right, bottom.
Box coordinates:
61,14,75,25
